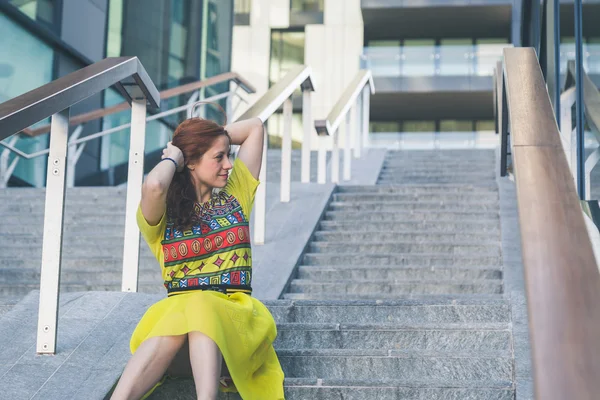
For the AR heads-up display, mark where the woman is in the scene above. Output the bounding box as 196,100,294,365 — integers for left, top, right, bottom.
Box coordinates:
111,115,285,400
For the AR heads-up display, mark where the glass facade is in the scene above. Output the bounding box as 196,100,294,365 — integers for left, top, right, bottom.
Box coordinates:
234,0,250,25
7,0,58,33
0,12,54,187
290,0,323,13
268,30,305,146
362,38,511,78
102,0,233,171
370,120,495,133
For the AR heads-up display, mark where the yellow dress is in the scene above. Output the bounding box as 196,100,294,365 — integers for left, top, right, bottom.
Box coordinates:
131,158,285,399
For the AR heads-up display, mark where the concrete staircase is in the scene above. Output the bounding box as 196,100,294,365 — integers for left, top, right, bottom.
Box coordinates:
0,149,519,399
0,150,329,305
148,149,516,399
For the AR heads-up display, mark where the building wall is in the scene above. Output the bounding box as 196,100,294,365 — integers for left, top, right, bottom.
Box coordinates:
231,0,364,149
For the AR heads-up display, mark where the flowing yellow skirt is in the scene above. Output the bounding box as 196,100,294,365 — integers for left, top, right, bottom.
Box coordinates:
130,290,285,399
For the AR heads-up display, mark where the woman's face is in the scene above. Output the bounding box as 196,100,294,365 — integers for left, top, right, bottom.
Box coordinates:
188,135,233,190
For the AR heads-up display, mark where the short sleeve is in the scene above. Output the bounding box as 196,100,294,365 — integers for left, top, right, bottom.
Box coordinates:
136,204,166,260
224,157,260,218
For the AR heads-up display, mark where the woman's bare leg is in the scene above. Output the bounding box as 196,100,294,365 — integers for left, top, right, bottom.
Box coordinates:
111,334,187,400
188,331,222,400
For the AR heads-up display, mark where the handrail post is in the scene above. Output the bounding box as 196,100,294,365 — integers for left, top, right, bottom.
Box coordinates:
500,75,509,177
317,139,327,184
121,99,146,292
281,97,293,202
0,136,19,188
331,129,340,183
301,90,312,183
66,125,84,188
352,103,360,159
36,108,70,354
254,127,267,245
343,111,352,181
362,85,370,150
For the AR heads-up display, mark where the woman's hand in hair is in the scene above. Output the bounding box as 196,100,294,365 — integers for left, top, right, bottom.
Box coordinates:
162,141,185,172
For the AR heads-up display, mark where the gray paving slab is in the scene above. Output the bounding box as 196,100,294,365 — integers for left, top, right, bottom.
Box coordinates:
0,291,164,400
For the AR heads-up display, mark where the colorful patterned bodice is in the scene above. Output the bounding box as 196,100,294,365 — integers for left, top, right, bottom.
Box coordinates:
137,158,259,297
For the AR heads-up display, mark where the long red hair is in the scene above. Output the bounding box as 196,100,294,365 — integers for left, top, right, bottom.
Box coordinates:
166,118,231,228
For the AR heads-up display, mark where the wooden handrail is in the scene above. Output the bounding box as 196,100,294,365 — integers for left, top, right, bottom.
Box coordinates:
21,71,256,137
503,47,600,400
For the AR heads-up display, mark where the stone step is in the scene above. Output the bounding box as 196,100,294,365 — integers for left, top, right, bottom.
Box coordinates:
0,203,128,215
329,201,499,212
0,234,143,247
262,299,510,324
297,265,503,281
0,282,166,296
377,177,495,185
302,253,501,267
378,171,495,179
318,220,500,234
381,163,495,170
309,242,501,257
0,224,131,235
0,214,131,225
384,149,494,157
288,279,503,295
332,193,499,203
281,293,505,301
278,349,512,383
0,266,162,284
0,256,160,269
313,231,500,243
323,211,499,222
0,246,154,260
335,184,497,194
150,378,514,399
0,243,154,258
274,322,511,351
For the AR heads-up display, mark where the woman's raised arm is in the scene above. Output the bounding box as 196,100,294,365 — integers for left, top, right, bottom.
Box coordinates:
225,117,265,180
140,142,184,225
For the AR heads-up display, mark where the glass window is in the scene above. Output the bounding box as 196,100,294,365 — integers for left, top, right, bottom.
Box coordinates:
234,0,251,25
475,120,495,132
0,13,54,187
367,40,400,47
401,121,436,132
439,39,473,76
440,120,473,132
290,0,324,12
7,0,58,33
270,30,305,87
370,122,400,133
402,39,435,76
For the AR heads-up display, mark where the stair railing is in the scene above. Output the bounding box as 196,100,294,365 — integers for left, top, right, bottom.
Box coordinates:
0,57,160,355
234,65,315,245
0,72,255,188
500,47,600,399
561,60,600,199
314,70,374,184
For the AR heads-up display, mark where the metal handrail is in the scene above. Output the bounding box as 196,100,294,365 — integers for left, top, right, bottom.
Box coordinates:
501,47,600,400
0,57,159,139
19,71,255,137
561,60,600,198
0,72,254,188
235,65,315,245
0,56,160,355
314,70,374,184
